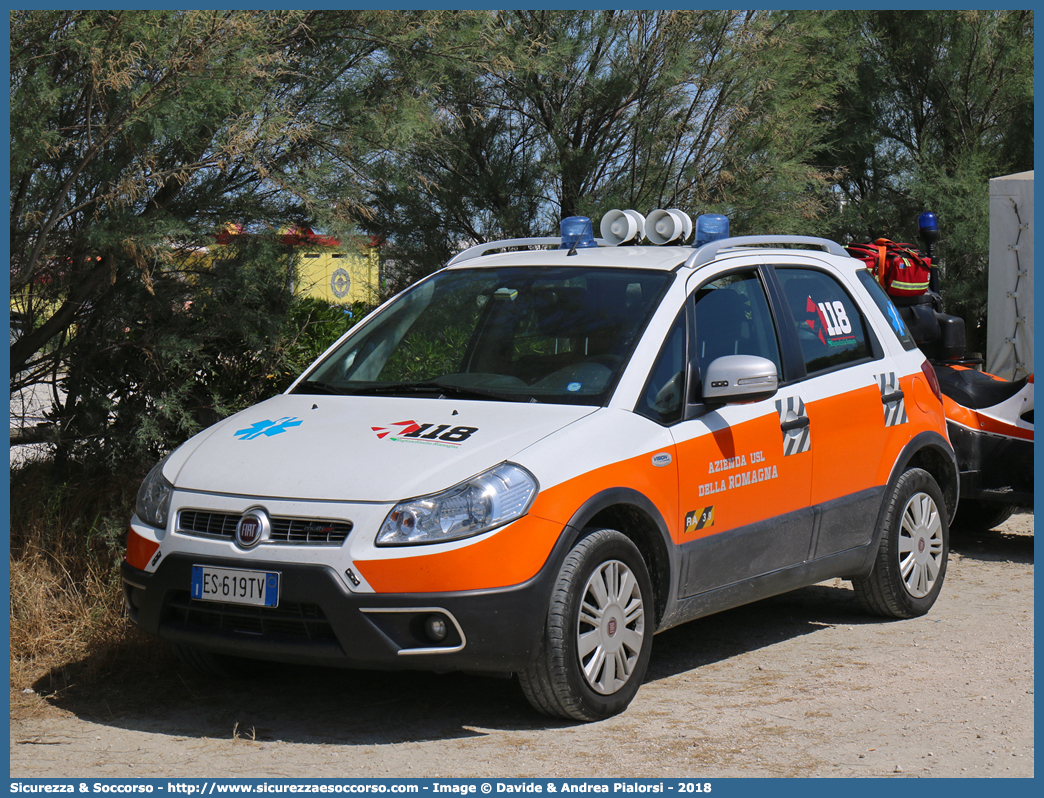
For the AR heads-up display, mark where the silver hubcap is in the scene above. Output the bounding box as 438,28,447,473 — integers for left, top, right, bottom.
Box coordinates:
898,491,944,598
577,560,645,695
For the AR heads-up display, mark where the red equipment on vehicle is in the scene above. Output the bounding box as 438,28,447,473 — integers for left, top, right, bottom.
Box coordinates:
845,239,933,298
850,213,1033,531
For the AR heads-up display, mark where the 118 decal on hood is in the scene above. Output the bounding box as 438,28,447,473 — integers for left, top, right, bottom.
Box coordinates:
371,419,478,446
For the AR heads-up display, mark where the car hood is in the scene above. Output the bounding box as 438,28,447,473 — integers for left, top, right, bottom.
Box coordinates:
164,393,596,502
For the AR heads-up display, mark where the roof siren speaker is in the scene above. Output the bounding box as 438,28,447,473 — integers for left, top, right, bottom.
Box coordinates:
646,209,693,245
599,209,646,246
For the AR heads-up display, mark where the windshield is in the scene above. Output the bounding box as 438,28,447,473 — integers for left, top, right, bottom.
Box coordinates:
295,266,673,405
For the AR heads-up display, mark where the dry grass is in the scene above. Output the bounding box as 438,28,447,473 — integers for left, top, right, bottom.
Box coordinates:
9,459,166,694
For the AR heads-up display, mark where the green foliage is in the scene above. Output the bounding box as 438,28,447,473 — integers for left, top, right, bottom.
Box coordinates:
53,234,302,466
818,10,1033,349
363,10,852,289
276,298,368,387
9,9,1033,465
9,9,454,464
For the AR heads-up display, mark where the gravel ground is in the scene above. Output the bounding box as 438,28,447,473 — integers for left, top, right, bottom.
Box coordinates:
10,513,1033,779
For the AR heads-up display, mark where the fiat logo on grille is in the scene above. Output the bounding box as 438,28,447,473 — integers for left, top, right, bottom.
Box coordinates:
236,510,270,549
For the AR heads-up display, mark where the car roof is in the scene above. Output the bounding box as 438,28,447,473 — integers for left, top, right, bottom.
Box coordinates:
445,244,693,272
444,235,854,275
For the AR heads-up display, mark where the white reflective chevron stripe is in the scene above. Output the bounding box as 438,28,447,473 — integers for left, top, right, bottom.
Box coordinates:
876,372,908,426
775,396,811,455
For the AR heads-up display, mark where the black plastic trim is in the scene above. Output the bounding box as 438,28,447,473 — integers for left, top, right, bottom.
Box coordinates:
121,549,564,673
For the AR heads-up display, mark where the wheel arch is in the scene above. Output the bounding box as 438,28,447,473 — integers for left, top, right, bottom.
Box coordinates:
845,431,959,582
562,488,675,628
891,431,960,524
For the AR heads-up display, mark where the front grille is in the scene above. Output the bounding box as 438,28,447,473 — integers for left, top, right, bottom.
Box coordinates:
179,510,239,540
177,510,351,545
270,518,352,544
166,591,337,643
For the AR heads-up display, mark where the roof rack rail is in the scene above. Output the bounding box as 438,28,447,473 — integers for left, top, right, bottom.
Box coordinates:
686,235,849,269
447,237,608,265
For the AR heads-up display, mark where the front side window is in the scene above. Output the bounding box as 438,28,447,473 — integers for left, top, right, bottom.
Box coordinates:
297,266,673,405
637,311,686,424
692,270,782,379
776,267,871,374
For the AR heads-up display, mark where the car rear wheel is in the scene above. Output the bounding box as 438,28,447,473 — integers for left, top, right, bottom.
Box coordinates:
519,529,654,722
854,468,949,618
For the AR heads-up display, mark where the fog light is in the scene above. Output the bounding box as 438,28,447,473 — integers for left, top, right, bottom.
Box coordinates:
424,614,449,642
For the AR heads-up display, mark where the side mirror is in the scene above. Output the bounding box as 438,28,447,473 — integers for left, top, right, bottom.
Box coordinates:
702,355,779,404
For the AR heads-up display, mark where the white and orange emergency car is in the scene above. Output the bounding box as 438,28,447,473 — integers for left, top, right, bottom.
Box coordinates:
123,211,959,721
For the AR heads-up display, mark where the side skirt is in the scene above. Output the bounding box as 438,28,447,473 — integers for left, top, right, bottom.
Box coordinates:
659,544,872,632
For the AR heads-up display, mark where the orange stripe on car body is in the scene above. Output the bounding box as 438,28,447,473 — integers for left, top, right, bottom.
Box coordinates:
356,377,950,595
805,383,885,505
126,528,160,571
356,447,680,594
674,411,810,541
355,513,566,594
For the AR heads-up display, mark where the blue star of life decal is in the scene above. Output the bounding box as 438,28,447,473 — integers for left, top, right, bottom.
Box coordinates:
234,416,303,440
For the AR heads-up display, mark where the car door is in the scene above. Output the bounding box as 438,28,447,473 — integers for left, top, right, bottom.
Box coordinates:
771,264,895,558
659,265,816,597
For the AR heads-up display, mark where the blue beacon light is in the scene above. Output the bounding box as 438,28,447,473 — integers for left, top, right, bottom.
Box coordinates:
694,213,730,248
918,211,939,236
560,216,597,252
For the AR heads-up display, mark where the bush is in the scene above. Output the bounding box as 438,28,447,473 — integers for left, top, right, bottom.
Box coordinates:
9,298,372,692
271,298,369,389
9,459,167,692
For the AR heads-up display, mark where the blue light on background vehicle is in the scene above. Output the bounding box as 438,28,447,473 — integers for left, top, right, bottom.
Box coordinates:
918,211,939,235
694,213,729,247
560,216,597,250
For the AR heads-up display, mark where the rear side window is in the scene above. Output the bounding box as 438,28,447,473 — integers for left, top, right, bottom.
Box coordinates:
857,270,919,351
776,267,871,374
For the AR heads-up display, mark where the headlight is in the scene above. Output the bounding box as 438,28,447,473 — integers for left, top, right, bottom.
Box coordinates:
136,455,174,530
376,463,537,546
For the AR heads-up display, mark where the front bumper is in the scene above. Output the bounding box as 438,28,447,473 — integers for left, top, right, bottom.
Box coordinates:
122,550,560,673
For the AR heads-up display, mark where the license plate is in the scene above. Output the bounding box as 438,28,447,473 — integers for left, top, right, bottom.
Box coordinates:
191,565,279,607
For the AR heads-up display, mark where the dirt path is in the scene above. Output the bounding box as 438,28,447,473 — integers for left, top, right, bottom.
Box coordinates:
10,514,1033,779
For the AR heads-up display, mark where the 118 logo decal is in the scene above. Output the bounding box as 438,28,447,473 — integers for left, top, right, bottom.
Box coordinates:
371,420,478,446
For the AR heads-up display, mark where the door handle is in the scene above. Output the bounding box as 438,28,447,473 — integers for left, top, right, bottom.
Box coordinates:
780,416,810,433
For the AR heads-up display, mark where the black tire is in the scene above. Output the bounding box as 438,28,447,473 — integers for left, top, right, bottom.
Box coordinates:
950,499,1015,534
854,468,949,619
519,529,654,722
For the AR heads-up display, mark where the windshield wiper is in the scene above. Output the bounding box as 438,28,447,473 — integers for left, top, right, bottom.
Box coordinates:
292,380,349,396
344,381,528,402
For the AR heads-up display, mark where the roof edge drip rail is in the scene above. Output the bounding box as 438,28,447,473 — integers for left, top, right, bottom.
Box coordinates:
686,236,850,269
448,237,609,265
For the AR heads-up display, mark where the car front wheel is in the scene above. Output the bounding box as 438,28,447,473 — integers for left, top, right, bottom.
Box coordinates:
520,528,654,722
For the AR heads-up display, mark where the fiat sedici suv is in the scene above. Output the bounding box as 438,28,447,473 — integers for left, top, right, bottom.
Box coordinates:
124,210,958,721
